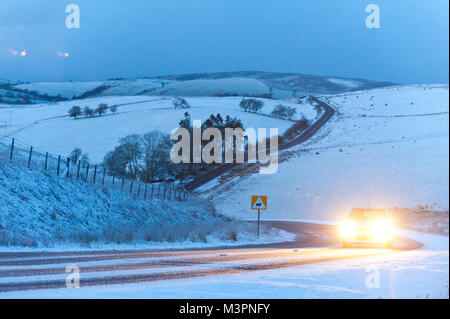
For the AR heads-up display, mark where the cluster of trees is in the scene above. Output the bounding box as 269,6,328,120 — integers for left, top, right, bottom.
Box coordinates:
239,98,264,113
103,112,245,184
103,131,176,183
172,97,190,109
176,112,244,178
68,103,118,119
271,104,297,120
178,112,243,138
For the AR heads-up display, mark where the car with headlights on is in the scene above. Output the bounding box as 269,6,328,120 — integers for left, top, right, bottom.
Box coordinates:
339,208,394,248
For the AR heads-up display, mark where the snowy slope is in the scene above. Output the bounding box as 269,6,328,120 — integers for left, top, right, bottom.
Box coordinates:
197,84,449,220
0,160,290,247
15,78,275,99
150,77,270,97
1,96,317,162
14,82,104,99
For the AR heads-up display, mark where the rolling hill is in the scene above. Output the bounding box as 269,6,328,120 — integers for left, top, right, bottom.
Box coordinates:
12,71,394,101
195,84,449,220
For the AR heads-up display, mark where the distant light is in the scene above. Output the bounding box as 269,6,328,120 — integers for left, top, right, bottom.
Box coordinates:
57,51,70,58
20,50,27,57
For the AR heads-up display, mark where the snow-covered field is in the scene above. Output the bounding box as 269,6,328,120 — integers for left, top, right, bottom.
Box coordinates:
0,96,317,162
15,77,278,99
0,230,446,299
15,81,104,99
197,84,449,220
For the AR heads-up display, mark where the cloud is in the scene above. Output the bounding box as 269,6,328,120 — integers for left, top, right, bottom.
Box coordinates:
7,49,26,57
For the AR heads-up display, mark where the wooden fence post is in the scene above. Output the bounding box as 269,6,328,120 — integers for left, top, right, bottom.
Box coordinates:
57,155,61,176
151,184,154,198
129,181,134,193
44,152,48,171
144,185,148,199
121,178,124,191
76,160,81,179
66,157,70,177
9,138,14,162
93,165,97,183
27,146,33,168
85,163,90,181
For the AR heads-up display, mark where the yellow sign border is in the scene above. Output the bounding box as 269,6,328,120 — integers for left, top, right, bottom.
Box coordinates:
251,195,267,210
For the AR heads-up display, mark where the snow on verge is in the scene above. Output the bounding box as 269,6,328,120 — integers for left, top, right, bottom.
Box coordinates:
0,161,293,248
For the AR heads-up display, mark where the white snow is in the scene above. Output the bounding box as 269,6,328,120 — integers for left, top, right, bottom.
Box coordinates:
0,96,317,162
15,81,104,99
0,229,446,299
197,84,449,219
327,78,360,88
0,160,291,247
151,77,270,97
14,77,273,100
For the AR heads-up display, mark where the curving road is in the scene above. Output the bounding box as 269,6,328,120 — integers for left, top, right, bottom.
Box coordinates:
184,97,336,191
0,221,421,293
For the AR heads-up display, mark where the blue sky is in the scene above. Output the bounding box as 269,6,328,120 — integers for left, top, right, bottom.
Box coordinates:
0,0,448,83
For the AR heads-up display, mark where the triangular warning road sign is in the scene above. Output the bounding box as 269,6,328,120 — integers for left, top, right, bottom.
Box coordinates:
251,196,267,210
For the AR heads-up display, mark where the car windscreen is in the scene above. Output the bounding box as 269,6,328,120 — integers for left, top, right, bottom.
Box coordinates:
350,210,385,220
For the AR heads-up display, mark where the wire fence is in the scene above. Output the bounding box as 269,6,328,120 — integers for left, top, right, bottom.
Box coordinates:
0,136,189,202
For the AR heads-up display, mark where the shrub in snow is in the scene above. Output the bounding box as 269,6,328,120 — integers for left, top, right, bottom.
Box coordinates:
172,97,190,109
109,105,118,113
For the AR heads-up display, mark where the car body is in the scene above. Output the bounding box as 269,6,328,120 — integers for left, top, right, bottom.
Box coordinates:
339,208,394,248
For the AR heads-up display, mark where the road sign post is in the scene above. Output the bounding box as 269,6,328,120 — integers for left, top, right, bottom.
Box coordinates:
251,195,267,239
257,209,261,238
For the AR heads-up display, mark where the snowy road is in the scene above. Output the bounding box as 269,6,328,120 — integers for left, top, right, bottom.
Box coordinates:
0,221,424,295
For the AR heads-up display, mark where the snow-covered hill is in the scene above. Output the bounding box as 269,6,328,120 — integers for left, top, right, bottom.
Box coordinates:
12,72,394,101
196,84,449,220
1,96,317,163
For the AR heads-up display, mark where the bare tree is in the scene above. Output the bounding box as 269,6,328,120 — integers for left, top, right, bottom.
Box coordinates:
141,131,171,182
96,103,108,116
83,106,94,117
286,107,297,120
172,97,190,109
118,134,143,179
68,106,82,119
69,148,83,164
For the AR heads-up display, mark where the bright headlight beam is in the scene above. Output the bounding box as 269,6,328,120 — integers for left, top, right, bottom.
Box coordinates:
339,221,357,238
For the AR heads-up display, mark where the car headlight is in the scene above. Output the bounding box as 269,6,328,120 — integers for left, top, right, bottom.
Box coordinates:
339,221,357,238
369,220,393,241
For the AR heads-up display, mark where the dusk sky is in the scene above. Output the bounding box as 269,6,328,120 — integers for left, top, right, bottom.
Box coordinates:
0,0,448,83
